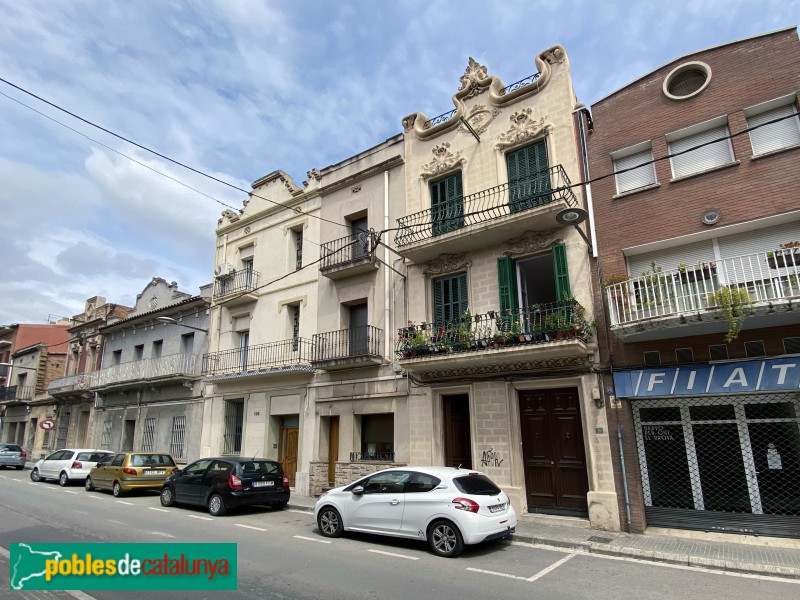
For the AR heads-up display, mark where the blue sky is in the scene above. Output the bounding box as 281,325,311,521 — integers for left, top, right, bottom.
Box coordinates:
0,0,797,324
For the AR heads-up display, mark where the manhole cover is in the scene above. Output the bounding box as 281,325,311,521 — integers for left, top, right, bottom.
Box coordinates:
587,536,613,544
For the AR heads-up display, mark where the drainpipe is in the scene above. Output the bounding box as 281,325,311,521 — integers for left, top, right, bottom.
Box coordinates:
384,170,391,359
617,421,632,532
574,105,598,259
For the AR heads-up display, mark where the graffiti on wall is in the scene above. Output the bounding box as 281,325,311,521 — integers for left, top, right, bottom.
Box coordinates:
480,448,504,468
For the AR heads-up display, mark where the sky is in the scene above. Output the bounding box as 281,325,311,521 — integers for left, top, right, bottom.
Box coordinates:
0,0,797,325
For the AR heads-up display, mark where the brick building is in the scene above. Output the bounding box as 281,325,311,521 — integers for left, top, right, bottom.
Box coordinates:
586,28,800,537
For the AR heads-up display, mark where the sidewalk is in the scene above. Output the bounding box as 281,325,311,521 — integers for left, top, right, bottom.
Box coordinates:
287,495,800,579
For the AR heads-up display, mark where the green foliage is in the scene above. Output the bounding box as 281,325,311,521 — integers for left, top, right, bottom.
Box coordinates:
710,286,752,342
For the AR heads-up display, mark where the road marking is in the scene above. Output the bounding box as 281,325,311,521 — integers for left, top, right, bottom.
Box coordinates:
106,519,126,526
235,524,267,532
0,475,6,479
288,509,309,514
188,515,214,521
63,490,78,494
87,495,103,500
115,500,134,506
468,552,577,582
367,549,419,561
148,507,170,513
293,535,331,544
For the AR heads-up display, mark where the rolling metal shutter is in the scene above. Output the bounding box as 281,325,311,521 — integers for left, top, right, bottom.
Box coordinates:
668,125,734,179
748,104,800,155
627,239,716,277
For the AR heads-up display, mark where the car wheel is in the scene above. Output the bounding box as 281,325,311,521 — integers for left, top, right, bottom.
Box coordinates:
317,506,343,538
30,468,41,482
85,477,94,492
112,481,124,497
428,520,464,558
59,472,69,487
208,493,227,516
160,487,175,507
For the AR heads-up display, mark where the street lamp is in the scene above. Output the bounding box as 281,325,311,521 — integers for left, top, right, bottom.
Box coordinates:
154,316,208,333
555,207,593,255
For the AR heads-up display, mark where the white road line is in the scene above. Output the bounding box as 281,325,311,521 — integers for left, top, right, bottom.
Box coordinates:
367,549,419,561
0,475,7,479
63,490,78,494
466,567,529,581
115,500,134,506
87,495,102,500
188,515,214,521
526,552,577,582
288,509,310,514
235,524,267,532
148,507,170,513
293,535,331,544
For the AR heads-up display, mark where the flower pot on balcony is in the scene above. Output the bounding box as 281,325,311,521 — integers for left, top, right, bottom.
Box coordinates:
677,264,717,283
768,250,800,269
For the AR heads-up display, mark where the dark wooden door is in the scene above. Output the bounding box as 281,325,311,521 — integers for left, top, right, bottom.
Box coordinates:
443,394,472,469
519,388,589,514
328,416,339,486
279,424,299,487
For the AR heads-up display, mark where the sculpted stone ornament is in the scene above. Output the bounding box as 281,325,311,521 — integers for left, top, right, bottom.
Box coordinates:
419,143,466,181
306,168,321,182
495,108,551,150
458,57,490,99
541,47,565,64
457,104,500,135
504,230,561,256
423,253,472,277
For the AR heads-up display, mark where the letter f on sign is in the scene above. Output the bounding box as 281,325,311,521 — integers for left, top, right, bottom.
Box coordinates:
647,373,665,392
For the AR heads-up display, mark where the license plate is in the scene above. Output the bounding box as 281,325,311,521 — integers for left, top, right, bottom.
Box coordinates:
143,470,165,476
489,503,505,513
252,480,275,487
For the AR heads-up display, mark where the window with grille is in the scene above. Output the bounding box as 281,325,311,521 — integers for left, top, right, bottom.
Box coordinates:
170,416,186,458
291,305,300,351
101,420,113,450
433,272,468,327
293,229,303,271
141,417,157,452
223,399,244,454
667,118,735,179
612,142,657,194
709,344,729,361
430,172,464,236
745,340,766,358
746,99,800,156
675,348,694,364
644,351,661,367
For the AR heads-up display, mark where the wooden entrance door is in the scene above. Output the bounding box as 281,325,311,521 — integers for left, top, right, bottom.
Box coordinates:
328,416,339,486
443,394,472,469
279,417,299,487
519,388,589,514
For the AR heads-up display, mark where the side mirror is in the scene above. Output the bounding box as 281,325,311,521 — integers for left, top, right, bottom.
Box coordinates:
351,485,365,496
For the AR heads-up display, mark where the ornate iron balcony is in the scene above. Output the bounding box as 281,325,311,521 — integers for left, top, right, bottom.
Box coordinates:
213,268,260,298
91,354,198,389
394,164,577,247
423,108,457,130
396,300,591,359
312,325,383,362
202,338,315,376
319,233,372,270
499,72,541,96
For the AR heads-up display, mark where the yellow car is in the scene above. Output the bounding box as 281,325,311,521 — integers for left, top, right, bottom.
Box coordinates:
85,452,178,496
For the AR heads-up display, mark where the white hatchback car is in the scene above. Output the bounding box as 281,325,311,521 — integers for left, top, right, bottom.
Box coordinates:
31,449,115,486
314,466,516,557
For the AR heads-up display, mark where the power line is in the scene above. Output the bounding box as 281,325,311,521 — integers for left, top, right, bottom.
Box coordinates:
0,77,353,231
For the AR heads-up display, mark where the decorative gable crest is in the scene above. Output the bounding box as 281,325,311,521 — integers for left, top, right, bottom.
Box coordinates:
419,143,466,181
457,103,500,136
495,108,550,150
458,57,490,99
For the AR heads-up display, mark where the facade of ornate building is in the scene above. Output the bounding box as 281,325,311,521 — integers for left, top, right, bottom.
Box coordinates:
396,48,620,530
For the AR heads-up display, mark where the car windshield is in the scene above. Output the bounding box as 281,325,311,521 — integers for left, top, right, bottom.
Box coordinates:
76,452,111,462
239,461,281,475
0,444,22,452
130,454,176,467
453,473,502,496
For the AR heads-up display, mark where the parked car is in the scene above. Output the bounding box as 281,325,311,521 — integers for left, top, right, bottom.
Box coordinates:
0,443,27,470
30,449,114,485
85,452,177,496
160,457,290,516
314,466,516,557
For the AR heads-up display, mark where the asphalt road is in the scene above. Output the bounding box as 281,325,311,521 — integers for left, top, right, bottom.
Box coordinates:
1,467,798,600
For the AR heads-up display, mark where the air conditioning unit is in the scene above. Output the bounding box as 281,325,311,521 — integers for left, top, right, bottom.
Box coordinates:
214,263,236,277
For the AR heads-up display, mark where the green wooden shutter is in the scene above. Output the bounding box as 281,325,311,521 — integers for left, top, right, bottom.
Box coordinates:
506,141,551,212
431,173,464,236
497,257,519,314
552,243,571,300
433,278,445,325
433,273,468,327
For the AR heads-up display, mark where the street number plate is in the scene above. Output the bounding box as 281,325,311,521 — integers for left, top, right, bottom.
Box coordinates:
252,481,275,487
143,470,165,475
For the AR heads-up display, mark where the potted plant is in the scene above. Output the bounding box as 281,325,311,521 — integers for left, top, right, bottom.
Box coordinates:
677,261,717,283
768,242,800,269
709,286,752,342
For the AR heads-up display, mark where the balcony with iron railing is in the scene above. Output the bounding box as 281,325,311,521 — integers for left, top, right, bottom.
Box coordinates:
90,353,199,391
394,166,578,262
47,373,93,396
319,233,379,280
213,268,260,307
396,300,593,374
311,325,383,370
0,385,35,402
202,338,315,378
605,250,800,342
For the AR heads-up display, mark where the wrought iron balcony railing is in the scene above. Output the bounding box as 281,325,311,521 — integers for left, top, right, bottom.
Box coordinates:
312,326,383,362
423,108,457,130
202,338,315,376
213,269,260,298
320,233,371,270
499,72,541,96
0,385,34,401
394,165,578,246
606,250,800,327
47,373,93,394
349,451,395,462
396,300,591,359
91,354,198,389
